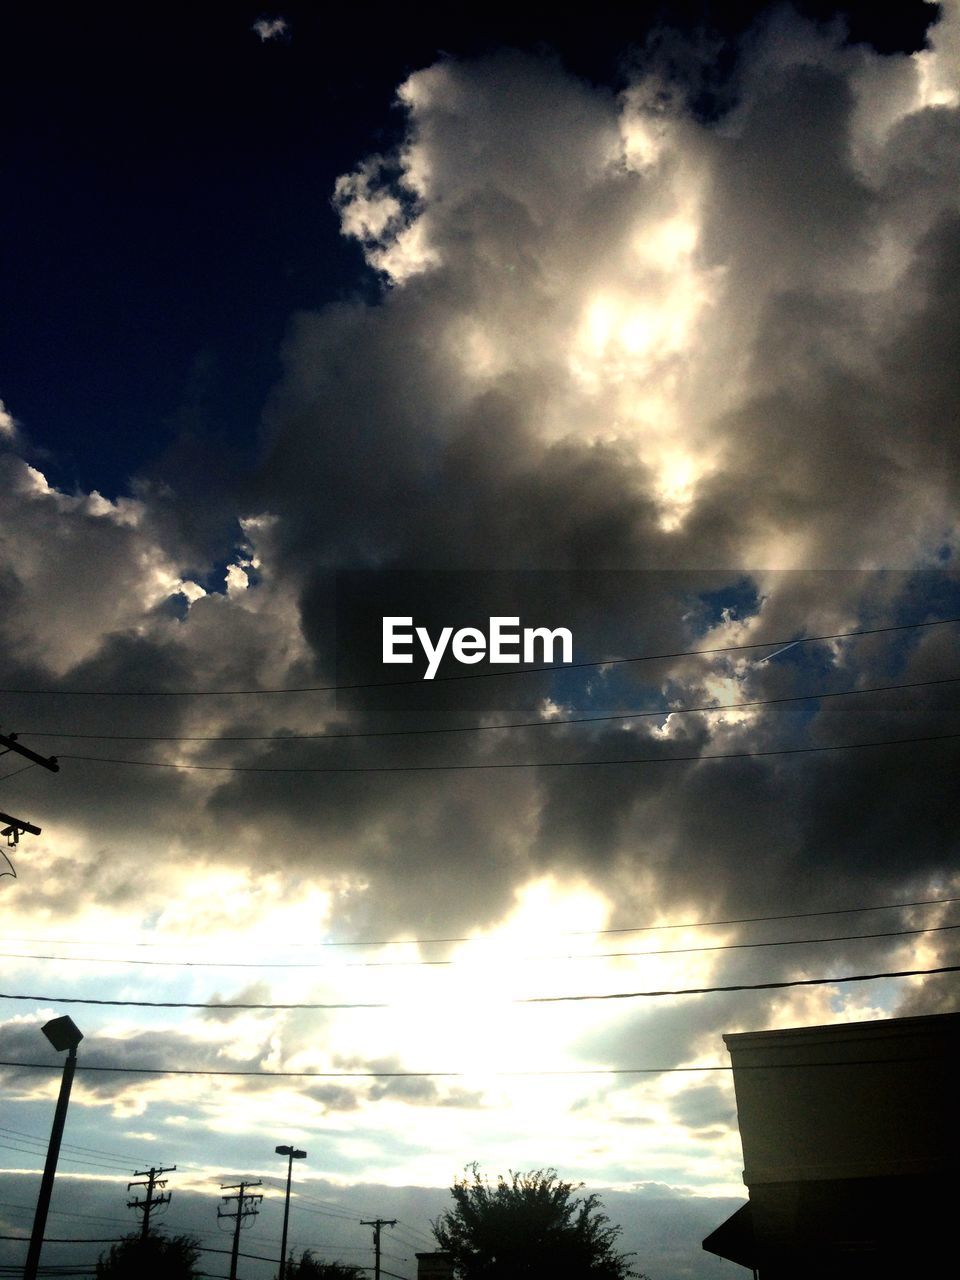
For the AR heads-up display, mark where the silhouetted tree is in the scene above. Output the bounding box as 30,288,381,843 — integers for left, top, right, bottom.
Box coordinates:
277,1251,367,1280
432,1165,645,1279
96,1230,201,1278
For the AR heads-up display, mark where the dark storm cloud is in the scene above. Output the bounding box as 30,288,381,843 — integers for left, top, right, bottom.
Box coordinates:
0,1020,267,1099
0,1015,374,1114
1,4,959,984
670,1084,737,1133
201,983,275,1020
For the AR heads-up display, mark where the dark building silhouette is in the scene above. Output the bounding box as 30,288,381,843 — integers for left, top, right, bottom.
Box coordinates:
703,1011,960,1278
416,1252,454,1280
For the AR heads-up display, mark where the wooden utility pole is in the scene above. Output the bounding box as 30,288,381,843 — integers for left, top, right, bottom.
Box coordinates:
219,1180,263,1280
361,1217,397,1280
128,1164,175,1240
0,726,59,875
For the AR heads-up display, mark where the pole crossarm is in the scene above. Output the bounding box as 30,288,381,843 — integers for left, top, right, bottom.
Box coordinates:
0,731,59,772
0,810,41,845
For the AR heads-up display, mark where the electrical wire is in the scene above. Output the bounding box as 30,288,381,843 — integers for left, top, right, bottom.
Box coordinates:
0,921,956,970
521,964,960,1003
0,1242,284,1271
53,729,960,773
0,962,956,1011
0,761,38,783
3,616,956,696
0,1237,121,1244
0,1124,154,1169
0,1201,133,1228
0,1139,129,1174
15,675,960,743
0,1054,952,1080
4,891,957,950
393,1222,438,1248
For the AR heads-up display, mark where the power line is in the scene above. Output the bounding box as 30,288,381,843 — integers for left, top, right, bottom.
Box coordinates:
257,1183,370,1222
0,762,39,783
0,1202,133,1228
0,1054,953,1081
16,675,960,743
3,891,957,951
0,962,956,1011
521,965,960,1003
1,1220,258,1274
3,616,956,696
0,1140,128,1174
1,921,957,970
195,1245,282,1264
0,1237,120,1244
53,729,960,774
392,1223,437,1248
0,993,389,1010
0,1125,152,1168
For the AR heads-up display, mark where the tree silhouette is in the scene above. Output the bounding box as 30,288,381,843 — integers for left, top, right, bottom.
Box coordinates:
278,1251,367,1280
432,1165,645,1279
96,1230,201,1279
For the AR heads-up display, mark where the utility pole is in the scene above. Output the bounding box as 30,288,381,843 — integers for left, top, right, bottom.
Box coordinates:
0,726,59,877
127,1164,175,1241
0,809,42,878
219,1180,262,1280
361,1217,397,1280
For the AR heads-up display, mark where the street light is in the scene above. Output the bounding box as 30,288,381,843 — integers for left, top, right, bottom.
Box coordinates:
275,1143,307,1280
24,1016,83,1280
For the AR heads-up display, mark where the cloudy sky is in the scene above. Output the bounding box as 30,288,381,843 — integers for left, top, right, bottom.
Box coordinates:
1,2,958,1277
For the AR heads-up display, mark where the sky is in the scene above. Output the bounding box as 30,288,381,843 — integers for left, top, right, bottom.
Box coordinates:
1,2,959,1278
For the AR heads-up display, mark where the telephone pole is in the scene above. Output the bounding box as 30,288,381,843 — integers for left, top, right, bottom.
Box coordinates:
0,726,59,876
127,1164,175,1241
219,1180,262,1280
361,1217,397,1280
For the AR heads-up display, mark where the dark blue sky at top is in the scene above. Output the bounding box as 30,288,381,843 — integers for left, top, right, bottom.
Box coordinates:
1,2,940,499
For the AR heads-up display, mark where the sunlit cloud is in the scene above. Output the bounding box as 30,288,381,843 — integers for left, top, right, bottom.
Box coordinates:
251,16,288,43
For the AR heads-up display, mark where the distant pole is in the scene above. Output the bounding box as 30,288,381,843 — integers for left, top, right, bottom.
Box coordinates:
361,1217,397,1280
24,1017,83,1280
128,1164,175,1241
219,1179,263,1280
275,1145,306,1280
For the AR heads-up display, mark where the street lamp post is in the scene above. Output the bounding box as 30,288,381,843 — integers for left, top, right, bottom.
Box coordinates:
24,1016,84,1280
275,1144,306,1280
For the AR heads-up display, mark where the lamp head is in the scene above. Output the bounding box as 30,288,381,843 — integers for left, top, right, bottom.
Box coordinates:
276,1145,307,1159
42,1015,83,1053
